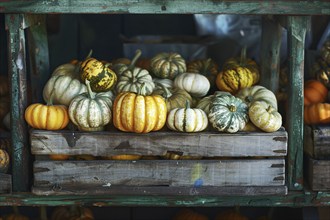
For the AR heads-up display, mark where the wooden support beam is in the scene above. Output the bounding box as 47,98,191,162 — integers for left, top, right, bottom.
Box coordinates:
5,14,30,192
286,16,310,191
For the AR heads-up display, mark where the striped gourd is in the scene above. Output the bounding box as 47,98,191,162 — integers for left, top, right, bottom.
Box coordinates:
150,52,186,79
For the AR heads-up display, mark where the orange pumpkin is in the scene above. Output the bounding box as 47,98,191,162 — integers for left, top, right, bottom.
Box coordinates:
304,103,330,125
51,206,94,220
172,209,208,220
49,154,70,160
215,208,248,220
304,80,328,105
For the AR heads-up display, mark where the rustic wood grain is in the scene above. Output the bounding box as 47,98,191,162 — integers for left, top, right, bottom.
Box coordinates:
32,185,288,196
0,173,12,194
306,156,330,191
0,1,329,15
30,129,288,157
33,159,285,189
304,125,330,159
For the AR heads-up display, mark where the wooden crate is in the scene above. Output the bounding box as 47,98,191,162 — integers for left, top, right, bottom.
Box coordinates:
304,125,330,191
30,128,288,196
0,173,12,194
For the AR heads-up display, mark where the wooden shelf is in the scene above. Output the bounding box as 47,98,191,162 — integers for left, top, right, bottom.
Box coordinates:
0,0,329,15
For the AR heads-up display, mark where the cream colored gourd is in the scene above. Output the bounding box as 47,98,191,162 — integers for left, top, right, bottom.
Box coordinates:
68,80,113,131
236,85,278,111
43,72,87,106
174,72,210,97
249,101,282,132
167,101,208,132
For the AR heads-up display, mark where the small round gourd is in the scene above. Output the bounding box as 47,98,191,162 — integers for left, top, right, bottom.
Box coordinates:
152,86,193,112
0,149,9,173
216,47,259,94
150,52,187,79
25,91,69,130
196,91,231,114
80,57,117,92
236,85,278,110
304,79,328,106
167,101,208,132
69,80,114,131
115,50,155,95
208,93,249,133
174,72,210,97
113,85,167,133
249,101,282,132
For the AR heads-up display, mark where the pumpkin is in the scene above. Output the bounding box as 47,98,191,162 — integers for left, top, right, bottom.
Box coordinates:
80,56,117,92
136,57,151,71
25,91,69,130
320,39,330,65
304,103,330,125
196,91,231,114
0,149,9,173
249,101,282,132
43,70,87,106
0,75,9,97
3,207,29,220
215,208,248,220
236,85,278,110
153,78,174,90
153,86,193,112
113,85,167,133
51,63,80,77
69,80,113,131
208,93,249,133
49,154,70,160
106,154,142,160
115,50,155,96
312,58,330,89
51,206,94,220
187,58,218,93
216,47,259,94
167,101,208,132
172,209,208,220
174,72,210,97
150,52,186,79
304,80,328,105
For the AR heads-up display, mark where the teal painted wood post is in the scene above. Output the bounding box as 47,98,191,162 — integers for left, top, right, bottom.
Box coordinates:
25,14,50,103
5,14,30,192
260,15,282,93
287,16,309,191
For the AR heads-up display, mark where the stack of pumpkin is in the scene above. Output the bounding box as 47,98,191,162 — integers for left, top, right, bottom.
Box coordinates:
304,39,330,125
24,47,282,134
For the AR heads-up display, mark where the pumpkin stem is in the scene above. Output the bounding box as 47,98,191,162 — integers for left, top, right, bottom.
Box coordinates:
240,46,247,66
137,82,147,96
85,79,96,99
185,100,191,109
85,49,93,60
130,49,142,68
228,104,237,112
47,88,55,106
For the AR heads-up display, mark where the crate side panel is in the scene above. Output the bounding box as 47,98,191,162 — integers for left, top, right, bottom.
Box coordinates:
33,159,285,188
306,157,330,191
30,129,288,157
0,173,12,194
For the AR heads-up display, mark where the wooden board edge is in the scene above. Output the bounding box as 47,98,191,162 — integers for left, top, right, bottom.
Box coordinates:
0,173,12,194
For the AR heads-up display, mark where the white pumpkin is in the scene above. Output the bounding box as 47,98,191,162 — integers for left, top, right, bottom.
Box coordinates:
174,72,210,97
166,101,208,132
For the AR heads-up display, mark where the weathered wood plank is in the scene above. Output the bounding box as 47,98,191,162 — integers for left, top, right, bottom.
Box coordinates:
32,185,287,196
30,129,288,157
5,14,30,192
0,174,12,194
286,16,309,191
304,125,330,159
33,159,285,189
0,1,329,15
306,156,330,191
260,15,282,93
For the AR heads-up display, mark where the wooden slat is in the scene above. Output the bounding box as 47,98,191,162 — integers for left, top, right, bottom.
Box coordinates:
32,185,288,196
0,174,12,194
304,125,330,159
0,1,329,15
33,159,285,189
306,156,330,191
30,129,288,157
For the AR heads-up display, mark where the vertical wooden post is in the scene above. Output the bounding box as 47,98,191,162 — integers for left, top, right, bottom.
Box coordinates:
287,16,309,191
5,14,30,192
25,14,50,103
260,15,282,93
